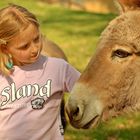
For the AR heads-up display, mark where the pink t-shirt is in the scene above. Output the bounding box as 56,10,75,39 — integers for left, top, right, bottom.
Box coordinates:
0,55,80,140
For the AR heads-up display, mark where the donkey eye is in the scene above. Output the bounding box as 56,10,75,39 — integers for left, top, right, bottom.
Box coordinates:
112,49,132,58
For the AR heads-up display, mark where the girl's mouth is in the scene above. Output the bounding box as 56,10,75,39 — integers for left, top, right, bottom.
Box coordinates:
32,50,41,59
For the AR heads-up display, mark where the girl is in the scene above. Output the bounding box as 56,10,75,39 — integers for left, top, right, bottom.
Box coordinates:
0,4,80,140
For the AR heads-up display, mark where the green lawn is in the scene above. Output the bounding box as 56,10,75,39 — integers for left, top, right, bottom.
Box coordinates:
0,0,140,140
65,113,140,140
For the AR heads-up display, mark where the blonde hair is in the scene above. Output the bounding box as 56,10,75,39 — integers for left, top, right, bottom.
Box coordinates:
0,4,39,75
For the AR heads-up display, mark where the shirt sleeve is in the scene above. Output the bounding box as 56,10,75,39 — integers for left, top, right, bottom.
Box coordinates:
63,62,81,92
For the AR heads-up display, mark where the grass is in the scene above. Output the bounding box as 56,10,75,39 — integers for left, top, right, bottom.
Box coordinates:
65,113,140,140
0,0,140,140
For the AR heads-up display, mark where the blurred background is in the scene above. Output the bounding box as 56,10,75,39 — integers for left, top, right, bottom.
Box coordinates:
0,0,140,140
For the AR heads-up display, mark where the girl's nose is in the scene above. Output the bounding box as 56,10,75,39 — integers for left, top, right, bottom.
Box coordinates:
31,43,38,54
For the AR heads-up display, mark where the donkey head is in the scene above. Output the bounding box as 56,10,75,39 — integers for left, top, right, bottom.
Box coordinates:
66,0,140,129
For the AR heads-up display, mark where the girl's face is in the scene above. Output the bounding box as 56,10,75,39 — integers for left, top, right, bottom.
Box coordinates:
6,24,42,66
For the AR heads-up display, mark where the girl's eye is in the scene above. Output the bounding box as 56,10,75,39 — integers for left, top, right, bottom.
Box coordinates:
21,44,29,50
112,49,132,58
34,36,39,43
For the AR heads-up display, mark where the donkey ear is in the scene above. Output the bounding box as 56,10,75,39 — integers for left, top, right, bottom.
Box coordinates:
117,0,140,13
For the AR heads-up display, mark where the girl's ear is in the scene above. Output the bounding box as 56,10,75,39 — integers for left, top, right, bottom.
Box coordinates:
0,39,9,53
117,0,140,13
0,44,9,54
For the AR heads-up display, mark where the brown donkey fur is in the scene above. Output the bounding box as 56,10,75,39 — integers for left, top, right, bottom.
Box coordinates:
66,0,140,129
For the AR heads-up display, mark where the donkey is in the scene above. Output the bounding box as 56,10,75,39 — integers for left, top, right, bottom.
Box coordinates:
41,37,67,61
66,0,140,129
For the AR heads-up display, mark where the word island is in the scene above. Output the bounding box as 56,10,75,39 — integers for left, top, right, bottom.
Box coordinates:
0,79,52,107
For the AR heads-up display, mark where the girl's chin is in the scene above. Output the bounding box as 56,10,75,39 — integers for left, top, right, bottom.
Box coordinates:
13,53,41,66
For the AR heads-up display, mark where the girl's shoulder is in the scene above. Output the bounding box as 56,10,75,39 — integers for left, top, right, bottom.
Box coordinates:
47,56,68,68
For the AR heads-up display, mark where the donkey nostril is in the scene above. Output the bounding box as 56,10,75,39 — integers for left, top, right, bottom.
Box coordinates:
72,107,79,117
71,105,83,121
66,99,84,122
